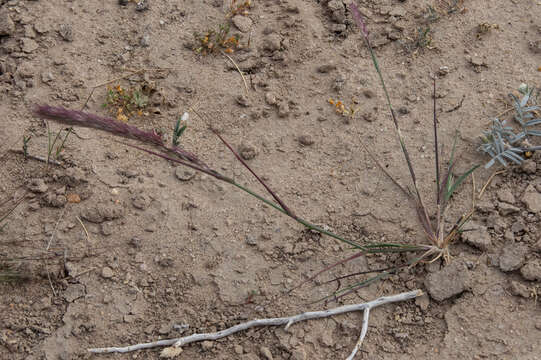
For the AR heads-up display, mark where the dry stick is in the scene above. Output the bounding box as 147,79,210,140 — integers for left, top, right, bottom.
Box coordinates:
8,149,62,166
45,207,66,297
76,216,90,242
221,51,249,95
346,307,370,360
87,290,422,355
47,207,66,251
477,169,506,200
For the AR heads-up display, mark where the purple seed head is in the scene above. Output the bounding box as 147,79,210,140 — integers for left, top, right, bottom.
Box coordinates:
349,3,369,38
33,104,164,146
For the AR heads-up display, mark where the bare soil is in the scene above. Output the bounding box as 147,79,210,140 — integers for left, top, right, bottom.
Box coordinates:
1,0,541,359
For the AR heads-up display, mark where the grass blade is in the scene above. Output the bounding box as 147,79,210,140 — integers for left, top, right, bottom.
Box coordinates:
445,164,480,202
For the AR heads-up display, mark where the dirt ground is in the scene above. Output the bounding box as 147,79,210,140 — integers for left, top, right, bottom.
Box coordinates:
1,0,541,359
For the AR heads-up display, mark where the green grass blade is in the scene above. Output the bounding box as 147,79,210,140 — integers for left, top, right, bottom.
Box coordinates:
445,164,479,202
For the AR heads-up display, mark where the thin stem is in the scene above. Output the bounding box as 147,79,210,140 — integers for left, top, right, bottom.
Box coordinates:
433,78,440,204
349,3,434,241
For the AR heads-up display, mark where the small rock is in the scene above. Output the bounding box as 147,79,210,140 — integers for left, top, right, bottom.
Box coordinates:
499,243,528,272
397,106,409,115
424,260,468,301
415,293,430,311
0,9,15,36
232,15,253,33
278,101,290,118
298,135,314,146
504,229,515,242
520,159,536,174
264,92,277,106
246,235,257,246
129,236,143,248
63,284,86,302
144,324,155,334
361,112,375,122
316,64,336,73
58,167,88,186
160,347,183,358
437,66,450,76
260,346,273,360
136,0,149,11
24,24,36,38
329,23,346,33
201,341,213,351
496,188,515,204
498,202,520,216
58,24,73,42
475,198,495,213
101,267,114,279
468,55,486,67
100,222,114,236
140,33,150,47
158,324,171,335
28,178,48,193
522,185,541,213
327,0,345,23
290,346,307,360
34,21,50,34
529,39,541,54
511,220,525,234
238,143,258,160
175,167,195,181
21,38,39,53
132,194,151,210
333,74,345,92
263,33,281,52
117,168,139,178
157,256,173,268
67,193,81,204
363,89,376,98
461,222,492,251
509,280,531,298
520,260,541,281
534,238,541,252
80,202,125,223
389,6,406,17
43,194,67,208
236,94,251,107
234,345,244,354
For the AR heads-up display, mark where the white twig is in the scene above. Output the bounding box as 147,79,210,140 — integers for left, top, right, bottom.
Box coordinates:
88,290,422,356
346,307,370,360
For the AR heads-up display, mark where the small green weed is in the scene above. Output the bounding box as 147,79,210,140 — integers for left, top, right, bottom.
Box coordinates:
102,84,150,122
193,23,241,55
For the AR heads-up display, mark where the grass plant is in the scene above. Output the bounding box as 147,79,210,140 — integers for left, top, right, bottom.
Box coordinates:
31,4,478,302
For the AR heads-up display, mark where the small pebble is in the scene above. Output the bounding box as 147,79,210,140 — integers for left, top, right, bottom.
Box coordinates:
232,15,253,33
101,266,114,279
298,135,314,146
260,346,273,360
201,341,214,351
236,94,251,107
316,64,336,73
238,143,258,160
175,167,196,181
